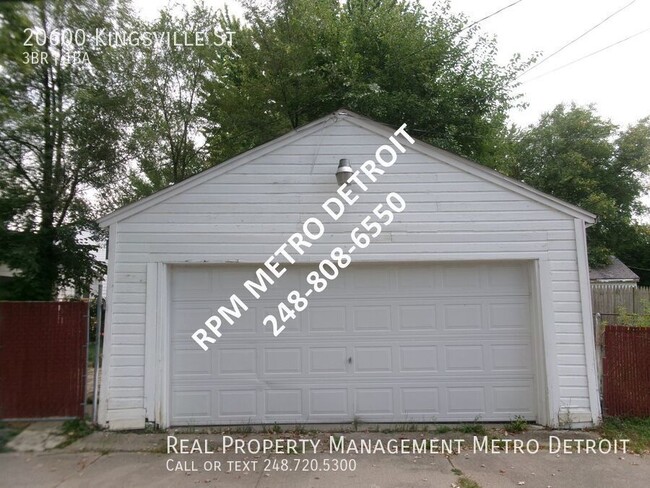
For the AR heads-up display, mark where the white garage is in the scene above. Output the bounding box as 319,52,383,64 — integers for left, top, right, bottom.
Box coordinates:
98,109,600,430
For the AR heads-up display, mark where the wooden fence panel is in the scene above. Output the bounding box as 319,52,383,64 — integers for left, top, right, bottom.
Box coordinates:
591,285,650,316
0,301,88,419
603,326,650,417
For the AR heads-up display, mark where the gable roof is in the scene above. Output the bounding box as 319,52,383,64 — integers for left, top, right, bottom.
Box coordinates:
589,256,640,282
98,109,597,227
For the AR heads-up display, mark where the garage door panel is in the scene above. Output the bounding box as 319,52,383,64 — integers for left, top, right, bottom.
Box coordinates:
265,389,302,416
309,388,348,416
171,349,213,377
488,264,530,288
308,306,346,333
443,304,483,330
444,345,485,371
218,348,257,375
169,262,536,425
171,268,211,298
442,265,482,289
353,346,392,373
492,385,535,415
398,304,437,330
490,344,534,372
399,345,438,372
447,386,486,414
219,389,257,418
171,390,212,420
259,305,305,336
355,388,394,415
489,302,529,330
396,266,437,289
257,272,304,300
350,266,394,292
225,308,258,334
263,348,302,375
400,387,440,416
171,305,213,336
309,347,347,373
352,306,392,331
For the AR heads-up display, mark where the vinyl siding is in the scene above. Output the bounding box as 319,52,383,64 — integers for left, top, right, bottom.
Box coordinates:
100,117,593,427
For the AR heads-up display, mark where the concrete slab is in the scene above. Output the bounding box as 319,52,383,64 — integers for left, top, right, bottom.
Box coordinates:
6,422,66,452
1,445,649,488
5,428,647,487
1,451,458,488
0,451,102,488
452,450,650,488
63,431,167,453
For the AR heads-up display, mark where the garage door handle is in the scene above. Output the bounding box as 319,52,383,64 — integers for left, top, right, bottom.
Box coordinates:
348,357,352,364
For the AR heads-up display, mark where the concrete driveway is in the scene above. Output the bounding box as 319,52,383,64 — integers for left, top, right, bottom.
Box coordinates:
0,430,648,488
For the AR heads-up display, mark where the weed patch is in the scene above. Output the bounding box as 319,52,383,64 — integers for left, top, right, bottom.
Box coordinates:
58,419,95,448
459,423,487,435
601,417,650,453
506,415,529,433
458,476,481,488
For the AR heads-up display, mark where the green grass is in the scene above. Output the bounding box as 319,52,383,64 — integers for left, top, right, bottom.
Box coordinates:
458,422,487,435
506,415,529,433
458,476,481,488
87,343,97,366
58,419,95,448
601,417,650,453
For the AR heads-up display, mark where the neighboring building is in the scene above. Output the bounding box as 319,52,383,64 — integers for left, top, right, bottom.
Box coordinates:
0,264,17,299
57,238,108,300
1,233,107,300
589,256,640,288
97,109,600,430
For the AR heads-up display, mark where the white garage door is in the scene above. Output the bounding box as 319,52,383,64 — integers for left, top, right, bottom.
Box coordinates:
169,262,536,425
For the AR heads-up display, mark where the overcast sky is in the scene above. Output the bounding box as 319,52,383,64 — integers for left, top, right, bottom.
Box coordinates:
133,0,650,129
452,0,650,129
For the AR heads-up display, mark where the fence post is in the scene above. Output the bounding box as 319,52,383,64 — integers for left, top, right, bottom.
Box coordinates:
594,313,603,408
92,283,103,424
82,300,90,417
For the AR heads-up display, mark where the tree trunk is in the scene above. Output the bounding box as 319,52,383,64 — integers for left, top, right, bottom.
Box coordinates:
32,223,59,300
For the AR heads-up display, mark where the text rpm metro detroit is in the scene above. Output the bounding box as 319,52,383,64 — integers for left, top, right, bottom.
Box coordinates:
192,124,416,350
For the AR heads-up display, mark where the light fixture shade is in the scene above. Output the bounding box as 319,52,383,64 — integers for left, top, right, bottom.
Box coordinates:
336,158,353,186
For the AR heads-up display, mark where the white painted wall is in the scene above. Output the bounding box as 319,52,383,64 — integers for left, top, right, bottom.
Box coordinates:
98,113,599,429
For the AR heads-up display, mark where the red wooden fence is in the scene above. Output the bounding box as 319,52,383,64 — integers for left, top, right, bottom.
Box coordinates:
0,302,88,419
603,326,650,417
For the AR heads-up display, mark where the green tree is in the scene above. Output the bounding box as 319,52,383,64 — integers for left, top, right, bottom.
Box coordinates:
612,117,650,284
108,2,226,205
616,222,650,286
0,0,132,300
507,104,650,267
203,0,530,166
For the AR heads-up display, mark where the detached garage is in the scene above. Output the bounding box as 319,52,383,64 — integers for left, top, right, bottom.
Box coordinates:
98,110,601,430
